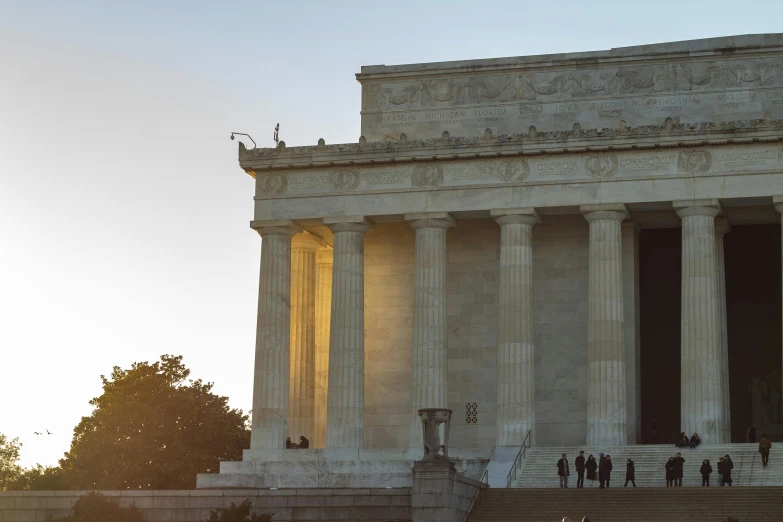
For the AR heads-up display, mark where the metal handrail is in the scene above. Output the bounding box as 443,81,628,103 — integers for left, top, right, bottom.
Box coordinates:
506,429,532,487
460,468,489,522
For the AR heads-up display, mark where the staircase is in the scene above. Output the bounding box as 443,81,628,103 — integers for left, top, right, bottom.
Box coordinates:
509,444,782,488
469,487,783,522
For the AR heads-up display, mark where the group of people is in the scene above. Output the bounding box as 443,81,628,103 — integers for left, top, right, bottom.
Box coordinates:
557,451,744,487
285,435,310,449
558,451,630,488
675,431,701,449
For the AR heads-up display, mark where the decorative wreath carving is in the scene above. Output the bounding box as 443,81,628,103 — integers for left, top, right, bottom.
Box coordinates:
259,173,287,195
411,164,444,188
329,169,361,191
585,154,619,179
678,150,713,173
496,159,530,182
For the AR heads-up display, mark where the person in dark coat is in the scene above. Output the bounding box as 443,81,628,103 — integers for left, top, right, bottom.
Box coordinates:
586,454,598,486
598,454,613,488
605,455,613,487
298,435,310,449
557,453,570,488
665,457,676,487
286,437,295,449
747,425,757,443
575,451,586,488
717,457,726,486
675,432,689,448
651,416,660,444
723,454,734,486
673,452,685,487
689,432,701,449
700,459,712,487
624,459,636,487
759,433,772,467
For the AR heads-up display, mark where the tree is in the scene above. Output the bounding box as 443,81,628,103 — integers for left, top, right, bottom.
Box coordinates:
59,354,250,489
46,492,145,522
13,464,67,490
206,499,273,522
0,433,23,490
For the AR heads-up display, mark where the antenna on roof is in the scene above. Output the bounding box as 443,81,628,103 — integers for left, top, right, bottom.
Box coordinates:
230,132,256,149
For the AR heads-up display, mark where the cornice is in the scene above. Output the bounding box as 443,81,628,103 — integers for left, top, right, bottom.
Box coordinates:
238,118,783,175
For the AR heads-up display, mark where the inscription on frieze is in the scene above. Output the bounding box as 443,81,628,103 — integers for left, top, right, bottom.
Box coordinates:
361,55,783,141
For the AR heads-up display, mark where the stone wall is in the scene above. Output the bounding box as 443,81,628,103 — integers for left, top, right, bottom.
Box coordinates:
0,488,412,522
362,217,596,449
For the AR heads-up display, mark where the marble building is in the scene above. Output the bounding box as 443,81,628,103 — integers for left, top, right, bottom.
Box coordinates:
199,34,783,488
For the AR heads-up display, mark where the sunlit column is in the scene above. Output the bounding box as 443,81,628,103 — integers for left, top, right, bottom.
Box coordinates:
491,208,540,447
405,212,455,450
325,216,373,448
313,247,333,448
581,204,628,446
289,233,320,444
249,219,300,449
674,199,723,444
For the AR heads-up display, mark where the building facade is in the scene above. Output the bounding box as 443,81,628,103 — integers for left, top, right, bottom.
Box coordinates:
236,35,783,462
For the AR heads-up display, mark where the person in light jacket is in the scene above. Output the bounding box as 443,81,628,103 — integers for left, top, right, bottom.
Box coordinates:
759,434,772,468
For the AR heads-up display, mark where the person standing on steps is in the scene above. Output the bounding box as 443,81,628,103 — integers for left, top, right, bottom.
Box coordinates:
605,455,613,487
673,452,685,487
665,457,676,487
759,433,772,468
598,453,607,488
700,459,712,487
723,454,734,486
624,459,636,487
586,454,598,487
558,453,570,488
717,457,726,486
575,451,586,488
651,416,660,444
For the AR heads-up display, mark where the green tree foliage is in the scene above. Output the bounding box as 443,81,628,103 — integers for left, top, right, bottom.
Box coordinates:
206,499,273,522
46,492,145,522
59,354,250,489
13,464,67,490
0,433,23,490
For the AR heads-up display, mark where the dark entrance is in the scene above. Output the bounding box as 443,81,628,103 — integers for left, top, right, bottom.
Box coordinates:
639,223,782,444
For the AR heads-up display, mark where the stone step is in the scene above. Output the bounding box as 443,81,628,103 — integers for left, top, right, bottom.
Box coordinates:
469,487,783,522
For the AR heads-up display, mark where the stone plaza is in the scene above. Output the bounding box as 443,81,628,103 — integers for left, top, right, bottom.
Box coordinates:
193,34,783,492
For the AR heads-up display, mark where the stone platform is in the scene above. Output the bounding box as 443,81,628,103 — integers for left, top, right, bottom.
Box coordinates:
197,447,489,489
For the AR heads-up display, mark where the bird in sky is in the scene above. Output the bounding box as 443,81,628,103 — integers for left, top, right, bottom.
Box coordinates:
46,429,52,435
33,432,41,436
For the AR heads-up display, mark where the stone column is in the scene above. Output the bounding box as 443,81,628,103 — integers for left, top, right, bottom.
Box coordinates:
249,219,300,449
715,217,731,443
580,204,628,446
674,199,723,444
774,195,783,425
622,222,641,445
314,247,333,448
324,216,373,448
405,212,455,450
288,233,320,443
491,208,540,447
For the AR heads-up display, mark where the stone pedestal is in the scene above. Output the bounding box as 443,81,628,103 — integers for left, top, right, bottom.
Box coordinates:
249,220,300,449
581,204,628,446
314,247,333,448
324,216,373,448
674,199,724,443
289,233,320,444
491,208,539,447
406,213,455,450
715,217,731,443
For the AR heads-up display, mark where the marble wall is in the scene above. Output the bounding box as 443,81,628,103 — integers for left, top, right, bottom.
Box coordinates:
362,217,596,449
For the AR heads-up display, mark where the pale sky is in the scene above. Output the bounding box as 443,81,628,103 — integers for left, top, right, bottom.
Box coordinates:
0,0,779,467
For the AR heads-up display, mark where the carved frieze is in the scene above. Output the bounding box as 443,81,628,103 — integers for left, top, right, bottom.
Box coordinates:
329,169,361,192
496,159,530,182
678,151,713,173
412,164,444,188
585,154,619,179
258,172,288,195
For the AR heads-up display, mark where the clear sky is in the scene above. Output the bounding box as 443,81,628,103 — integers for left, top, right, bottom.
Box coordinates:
0,0,779,467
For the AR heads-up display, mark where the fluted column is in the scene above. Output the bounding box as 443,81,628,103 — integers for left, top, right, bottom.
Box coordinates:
774,195,783,426
289,233,320,443
491,208,540,447
314,247,333,448
324,216,373,448
581,204,628,446
714,217,731,443
249,219,300,449
405,212,455,450
674,199,723,444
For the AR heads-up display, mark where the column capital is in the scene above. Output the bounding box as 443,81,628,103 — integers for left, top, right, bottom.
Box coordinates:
292,232,322,252
250,219,302,237
580,203,628,222
323,216,374,234
715,217,731,236
773,195,783,214
491,207,541,226
673,199,721,219
405,212,456,230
